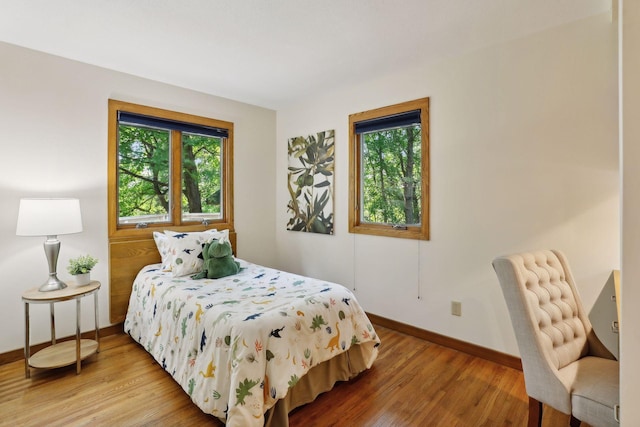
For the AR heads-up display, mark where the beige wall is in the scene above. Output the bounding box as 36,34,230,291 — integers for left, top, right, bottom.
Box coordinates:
621,0,640,423
275,13,619,356
0,42,277,353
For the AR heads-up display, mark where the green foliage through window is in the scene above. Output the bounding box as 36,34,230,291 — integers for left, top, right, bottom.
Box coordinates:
117,127,223,225
181,133,222,221
349,97,429,240
108,99,234,238
118,124,171,223
361,126,421,225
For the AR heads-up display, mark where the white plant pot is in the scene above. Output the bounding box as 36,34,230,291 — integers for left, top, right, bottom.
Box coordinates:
74,273,91,286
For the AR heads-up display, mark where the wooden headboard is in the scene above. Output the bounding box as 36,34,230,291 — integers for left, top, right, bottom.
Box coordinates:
109,231,237,324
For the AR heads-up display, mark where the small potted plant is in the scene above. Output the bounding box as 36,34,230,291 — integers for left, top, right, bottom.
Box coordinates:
67,254,98,285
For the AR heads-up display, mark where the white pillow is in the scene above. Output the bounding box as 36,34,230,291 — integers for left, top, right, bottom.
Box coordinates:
153,229,230,277
153,231,172,272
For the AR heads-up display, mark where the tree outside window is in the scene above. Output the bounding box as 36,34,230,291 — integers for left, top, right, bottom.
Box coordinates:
117,125,171,224
108,100,234,238
349,98,429,240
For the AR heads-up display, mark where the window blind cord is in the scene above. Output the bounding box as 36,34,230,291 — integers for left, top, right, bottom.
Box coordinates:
417,240,421,300
352,233,357,292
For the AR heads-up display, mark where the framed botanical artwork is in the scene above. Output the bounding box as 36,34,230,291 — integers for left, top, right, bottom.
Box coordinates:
286,129,335,234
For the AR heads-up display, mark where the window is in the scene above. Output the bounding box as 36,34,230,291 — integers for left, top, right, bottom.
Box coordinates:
108,100,234,238
349,98,429,240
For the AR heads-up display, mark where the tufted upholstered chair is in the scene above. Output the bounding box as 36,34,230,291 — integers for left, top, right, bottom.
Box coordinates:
492,250,619,427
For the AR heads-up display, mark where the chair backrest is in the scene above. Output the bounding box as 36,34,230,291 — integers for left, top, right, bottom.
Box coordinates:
494,250,591,371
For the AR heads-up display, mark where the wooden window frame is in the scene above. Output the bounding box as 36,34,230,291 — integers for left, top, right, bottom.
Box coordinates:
348,97,430,240
107,99,234,240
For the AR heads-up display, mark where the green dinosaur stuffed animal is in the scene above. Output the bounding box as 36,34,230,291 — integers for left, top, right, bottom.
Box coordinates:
192,239,240,279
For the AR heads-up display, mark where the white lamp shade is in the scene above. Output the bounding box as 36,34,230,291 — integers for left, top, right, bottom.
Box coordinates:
16,198,83,236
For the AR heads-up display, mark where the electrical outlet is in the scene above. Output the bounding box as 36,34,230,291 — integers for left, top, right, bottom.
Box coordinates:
451,301,462,316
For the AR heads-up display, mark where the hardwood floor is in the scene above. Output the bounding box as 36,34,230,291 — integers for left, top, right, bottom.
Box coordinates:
0,325,573,426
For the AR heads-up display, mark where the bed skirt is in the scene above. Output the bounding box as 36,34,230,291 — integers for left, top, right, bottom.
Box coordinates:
262,343,370,427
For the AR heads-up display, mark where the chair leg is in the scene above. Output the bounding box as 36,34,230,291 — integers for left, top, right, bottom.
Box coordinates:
528,396,543,427
569,415,581,427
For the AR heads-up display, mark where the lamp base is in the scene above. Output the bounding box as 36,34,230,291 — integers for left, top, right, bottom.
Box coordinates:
39,236,67,292
39,274,67,292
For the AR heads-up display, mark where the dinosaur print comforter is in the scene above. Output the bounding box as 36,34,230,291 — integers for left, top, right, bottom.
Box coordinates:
124,259,380,426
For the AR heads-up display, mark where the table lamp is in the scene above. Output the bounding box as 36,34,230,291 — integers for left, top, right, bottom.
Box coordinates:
16,198,83,292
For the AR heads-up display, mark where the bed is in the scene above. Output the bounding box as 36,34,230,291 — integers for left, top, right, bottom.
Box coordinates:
111,230,380,426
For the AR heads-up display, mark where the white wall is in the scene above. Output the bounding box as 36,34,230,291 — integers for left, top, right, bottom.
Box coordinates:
620,1,640,424
0,42,277,353
276,13,619,356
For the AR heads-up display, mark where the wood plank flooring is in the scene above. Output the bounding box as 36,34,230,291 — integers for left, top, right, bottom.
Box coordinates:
0,325,573,426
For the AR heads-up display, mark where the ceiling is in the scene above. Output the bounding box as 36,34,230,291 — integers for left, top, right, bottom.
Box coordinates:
0,0,611,109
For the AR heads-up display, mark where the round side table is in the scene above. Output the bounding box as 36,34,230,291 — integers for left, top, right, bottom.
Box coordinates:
22,281,100,378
